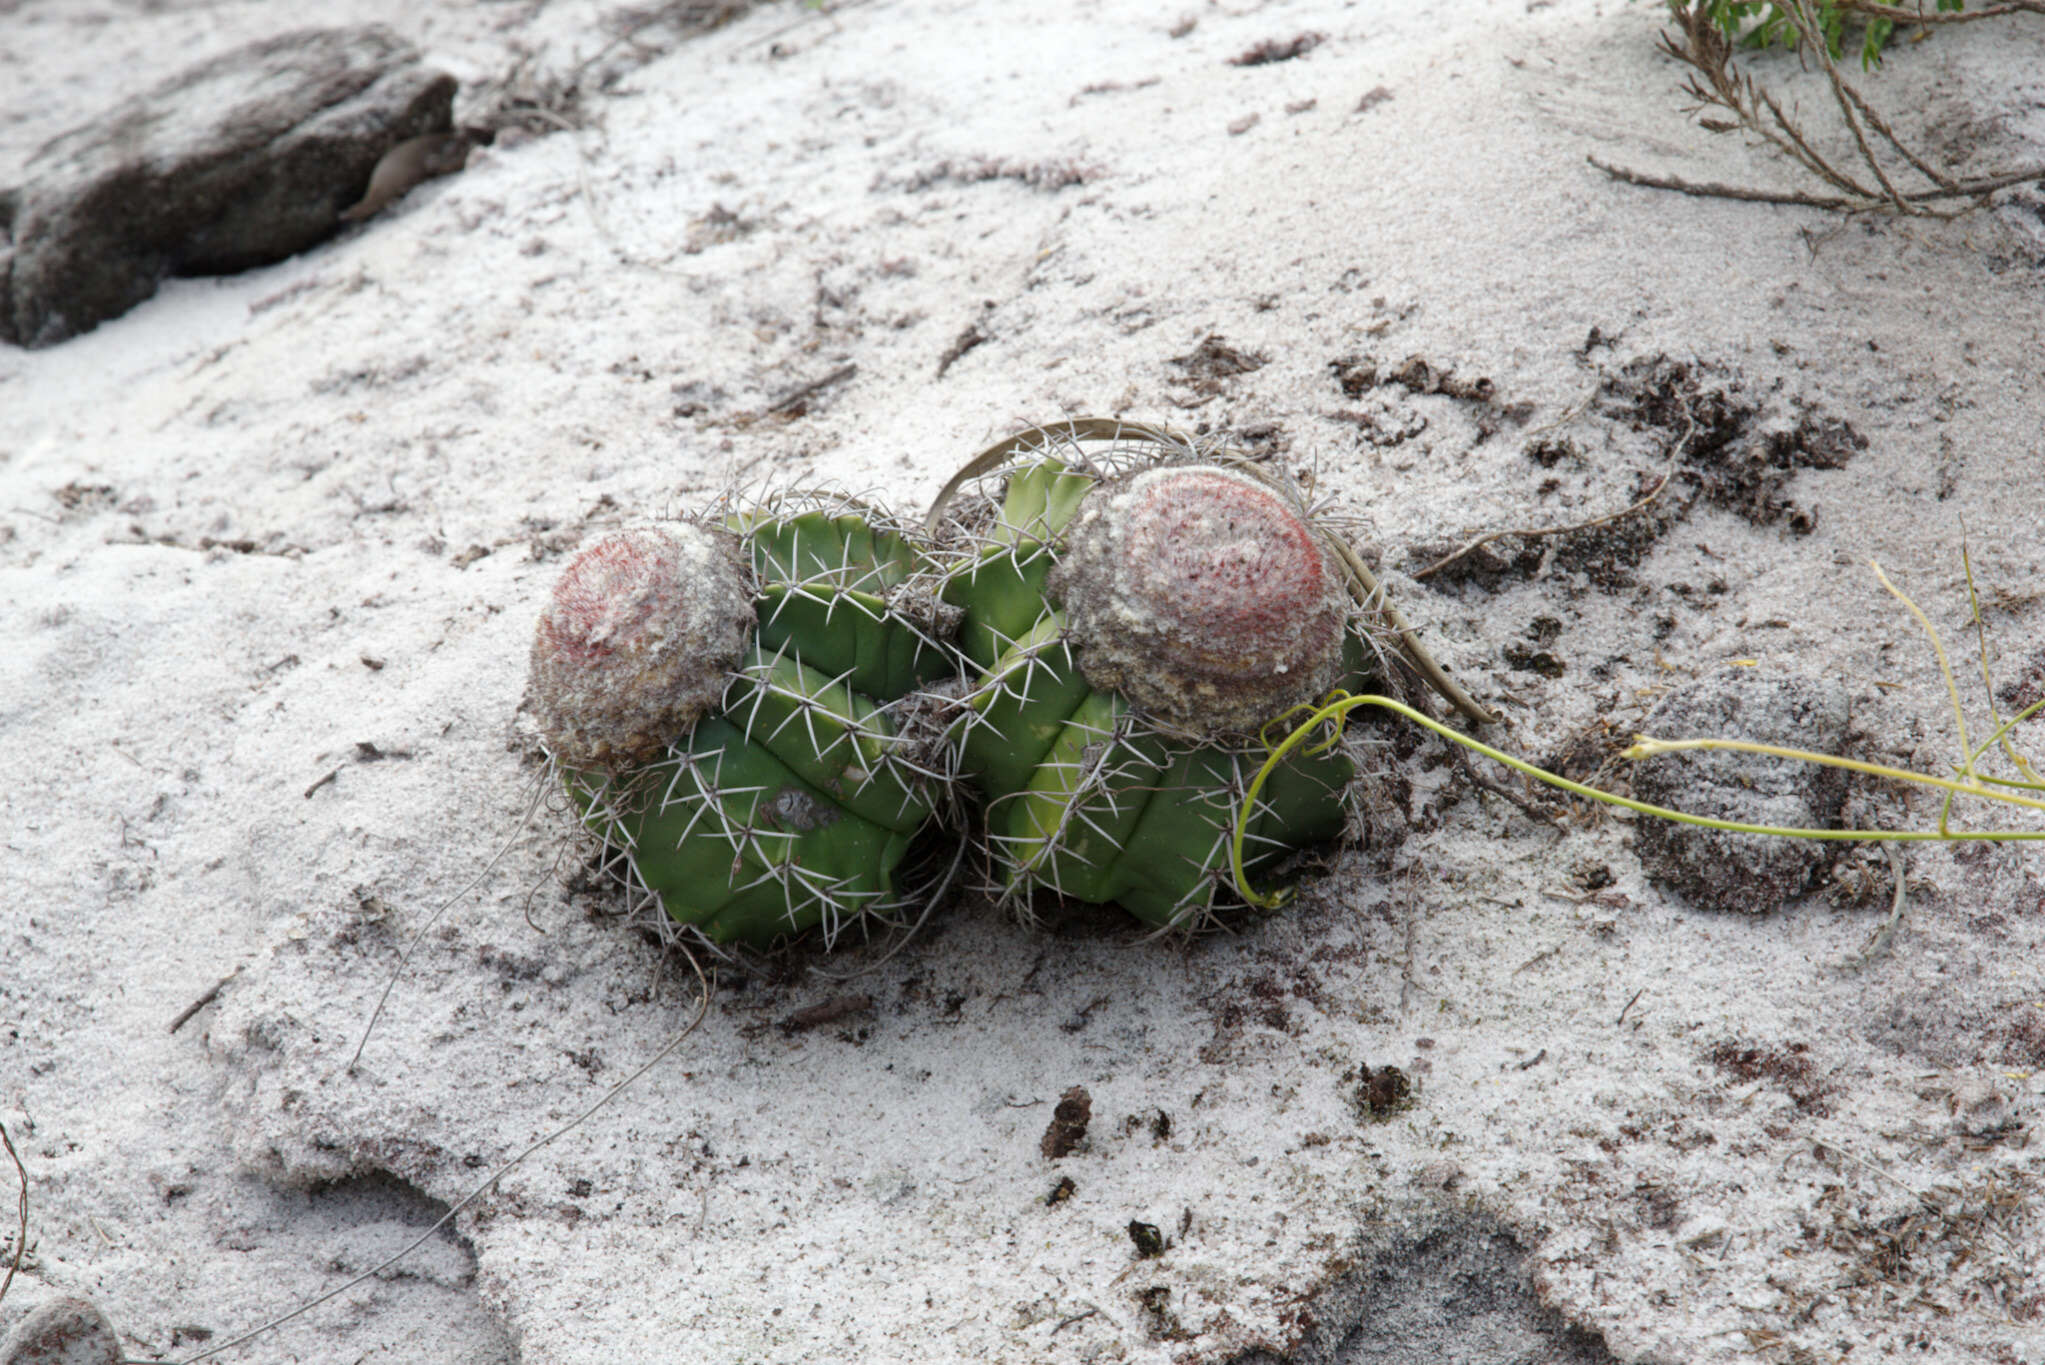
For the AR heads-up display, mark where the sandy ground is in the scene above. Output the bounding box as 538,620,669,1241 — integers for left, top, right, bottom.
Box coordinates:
4,1,2045,1362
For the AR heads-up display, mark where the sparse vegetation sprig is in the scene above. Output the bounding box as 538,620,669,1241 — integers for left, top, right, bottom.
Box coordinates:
1697,0,1974,71
1591,1,2045,215
1233,560,2045,908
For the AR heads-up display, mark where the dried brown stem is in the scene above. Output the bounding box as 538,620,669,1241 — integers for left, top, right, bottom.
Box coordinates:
1841,78,1962,192
1633,4,2045,216
1589,155,2045,208
1844,0,2044,22
1787,0,1911,210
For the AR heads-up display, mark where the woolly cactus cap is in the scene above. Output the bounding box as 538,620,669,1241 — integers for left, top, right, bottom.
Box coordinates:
1047,464,1348,737
530,523,756,770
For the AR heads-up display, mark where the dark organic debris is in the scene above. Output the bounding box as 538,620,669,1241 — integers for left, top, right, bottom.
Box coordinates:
1127,1219,1166,1258
1356,1063,1412,1120
1329,354,1377,397
1170,334,1267,394
935,321,989,379
1331,353,1534,442
1612,356,1862,526
1409,354,1863,591
683,201,753,254
1384,354,1496,404
1709,1040,1832,1115
1229,33,1326,67
1631,666,1851,916
893,157,1097,194
1046,1176,1076,1206
1994,645,2045,717
1501,644,1565,679
1040,1084,1093,1159
0,26,455,347
1135,1285,1190,1340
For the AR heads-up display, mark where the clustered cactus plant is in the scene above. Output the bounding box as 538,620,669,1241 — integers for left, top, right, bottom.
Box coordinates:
529,421,1487,946
530,497,959,947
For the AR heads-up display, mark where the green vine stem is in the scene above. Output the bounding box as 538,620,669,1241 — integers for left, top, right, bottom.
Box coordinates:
1232,559,2045,909
1229,691,2045,911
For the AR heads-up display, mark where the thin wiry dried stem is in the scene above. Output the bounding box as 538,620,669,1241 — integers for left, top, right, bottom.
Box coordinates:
1838,72,1961,191
1589,155,2045,206
1788,0,1911,210
0,1120,24,1313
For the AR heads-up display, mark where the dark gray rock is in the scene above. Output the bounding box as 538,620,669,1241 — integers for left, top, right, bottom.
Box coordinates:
0,26,453,348
1630,666,1851,914
0,1297,121,1365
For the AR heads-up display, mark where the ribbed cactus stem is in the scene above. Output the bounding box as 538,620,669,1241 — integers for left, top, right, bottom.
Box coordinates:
1049,465,1348,737
530,524,755,771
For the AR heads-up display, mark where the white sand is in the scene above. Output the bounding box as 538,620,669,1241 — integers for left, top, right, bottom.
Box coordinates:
4,1,2044,1361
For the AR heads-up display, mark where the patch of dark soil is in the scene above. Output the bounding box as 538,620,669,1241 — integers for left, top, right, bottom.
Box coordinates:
1409,354,1862,591
1996,644,2045,716
1040,1084,1092,1159
1229,33,1326,66
1354,1064,1412,1121
1630,666,1851,915
1172,334,1267,394
1537,713,1631,800
1328,354,1534,443
1501,643,1565,678
1223,1207,1619,1364
2004,1007,2045,1068
1709,1040,1833,1115
1862,983,1995,1069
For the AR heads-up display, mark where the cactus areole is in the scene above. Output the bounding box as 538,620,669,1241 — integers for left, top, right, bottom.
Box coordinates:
1048,465,1348,738
530,525,756,770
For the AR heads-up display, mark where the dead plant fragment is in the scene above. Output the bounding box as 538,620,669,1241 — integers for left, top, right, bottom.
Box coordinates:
1595,2,2045,215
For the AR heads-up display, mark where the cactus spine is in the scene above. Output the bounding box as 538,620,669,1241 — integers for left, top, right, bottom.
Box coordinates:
532,501,958,948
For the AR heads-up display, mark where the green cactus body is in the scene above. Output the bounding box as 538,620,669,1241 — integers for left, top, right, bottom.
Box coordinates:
940,461,1095,669
940,444,1366,930
537,506,957,947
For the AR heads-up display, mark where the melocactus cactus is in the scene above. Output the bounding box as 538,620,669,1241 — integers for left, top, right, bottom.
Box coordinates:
933,421,1391,929
1048,463,1350,738
532,502,959,947
530,523,755,770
